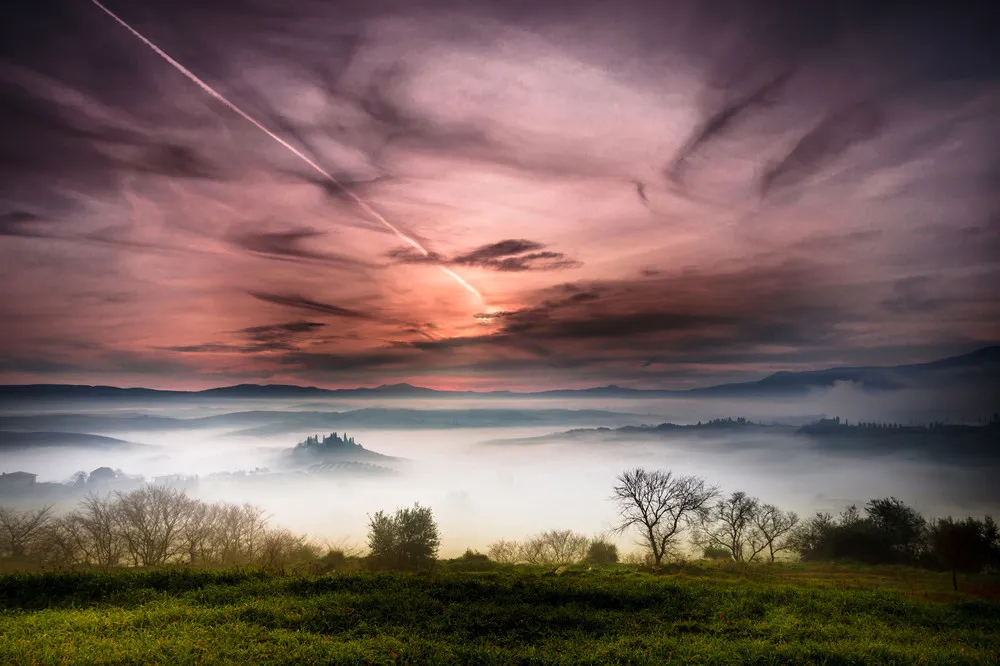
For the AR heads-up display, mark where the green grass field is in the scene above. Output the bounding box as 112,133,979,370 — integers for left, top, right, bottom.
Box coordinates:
0,564,997,664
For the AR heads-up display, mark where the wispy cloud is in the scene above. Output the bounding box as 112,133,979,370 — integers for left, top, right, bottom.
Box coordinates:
390,239,581,272
761,101,885,197
229,228,373,267
0,0,996,388
248,292,374,319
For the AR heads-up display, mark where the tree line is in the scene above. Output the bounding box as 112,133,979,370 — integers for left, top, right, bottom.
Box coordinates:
0,486,320,571
608,468,999,590
2,468,997,589
486,530,619,566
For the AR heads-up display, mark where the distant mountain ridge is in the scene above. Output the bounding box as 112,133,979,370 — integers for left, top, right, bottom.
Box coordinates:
0,431,140,450
0,345,996,401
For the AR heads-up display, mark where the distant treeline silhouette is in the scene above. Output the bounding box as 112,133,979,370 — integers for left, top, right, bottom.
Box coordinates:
799,413,1000,435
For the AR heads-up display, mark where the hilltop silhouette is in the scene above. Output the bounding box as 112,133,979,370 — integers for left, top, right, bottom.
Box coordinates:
287,432,394,464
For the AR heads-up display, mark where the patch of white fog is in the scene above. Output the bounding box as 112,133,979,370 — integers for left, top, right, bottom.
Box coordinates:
4,385,995,556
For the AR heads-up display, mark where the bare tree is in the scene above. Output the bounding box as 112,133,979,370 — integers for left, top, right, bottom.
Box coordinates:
512,529,590,565
487,539,520,564
538,529,590,565
786,511,836,560
698,491,763,562
0,505,54,558
114,486,194,566
178,499,219,565
751,504,800,562
0,490,320,571
517,536,548,565
33,516,83,566
211,503,269,564
70,493,125,568
611,468,718,567
257,528,317,573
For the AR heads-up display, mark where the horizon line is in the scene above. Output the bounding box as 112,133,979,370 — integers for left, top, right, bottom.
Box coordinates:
0,342,995,395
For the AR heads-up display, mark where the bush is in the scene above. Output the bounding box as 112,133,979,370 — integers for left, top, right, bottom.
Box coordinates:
702,546,732,561
586,540,619,566
447,549,495,572
366,504,440,571
315,549,347,571
928,516,1000,590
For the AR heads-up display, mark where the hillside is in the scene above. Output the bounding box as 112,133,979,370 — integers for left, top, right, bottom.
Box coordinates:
0,431,140,450
286,432,394,464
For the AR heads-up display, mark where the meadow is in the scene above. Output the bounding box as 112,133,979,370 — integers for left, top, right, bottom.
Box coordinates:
0,563,997,664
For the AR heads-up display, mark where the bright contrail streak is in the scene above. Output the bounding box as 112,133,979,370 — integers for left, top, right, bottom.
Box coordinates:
88,0,484,303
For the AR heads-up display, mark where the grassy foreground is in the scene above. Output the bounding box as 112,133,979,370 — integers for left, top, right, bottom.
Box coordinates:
0,564,997,664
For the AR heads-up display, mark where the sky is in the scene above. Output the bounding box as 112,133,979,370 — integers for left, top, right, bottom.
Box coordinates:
1,0,998,390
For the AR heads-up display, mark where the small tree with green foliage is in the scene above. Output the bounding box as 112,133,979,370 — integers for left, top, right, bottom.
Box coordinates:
865,497,926,564
586,539,619,566
367,503,440,571
928,516,999,591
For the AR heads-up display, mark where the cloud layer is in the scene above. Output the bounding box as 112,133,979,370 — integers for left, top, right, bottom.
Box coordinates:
0,0,997,389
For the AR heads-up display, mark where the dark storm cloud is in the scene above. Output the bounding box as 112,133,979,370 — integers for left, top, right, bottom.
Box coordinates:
248,292,373,319
389,239,580,272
